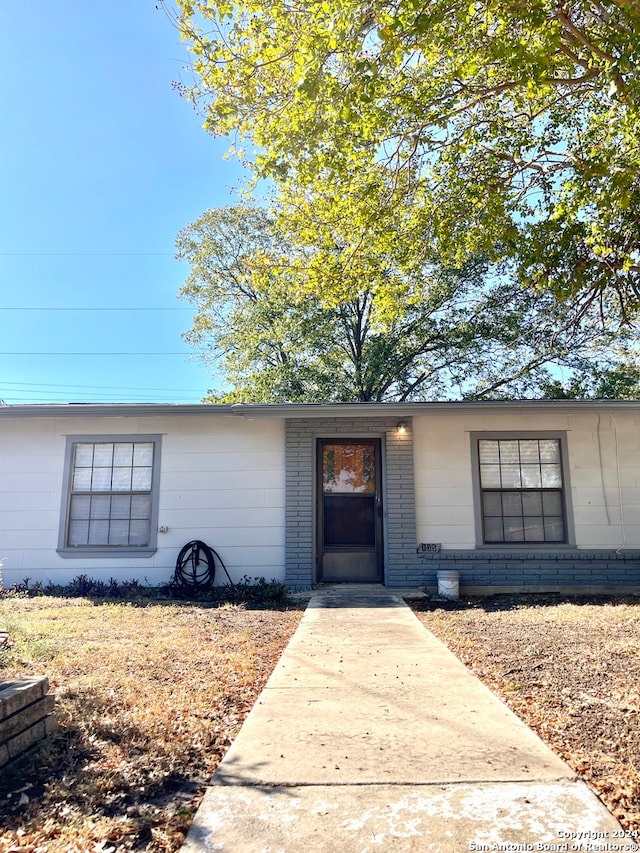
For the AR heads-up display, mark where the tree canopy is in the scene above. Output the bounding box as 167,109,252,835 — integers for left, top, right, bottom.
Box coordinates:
176,204,631,402
168,0,640,318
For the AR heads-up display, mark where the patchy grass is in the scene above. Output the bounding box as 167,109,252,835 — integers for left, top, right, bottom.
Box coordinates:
0,596,302,852
4,590,639,849
410,594,640,833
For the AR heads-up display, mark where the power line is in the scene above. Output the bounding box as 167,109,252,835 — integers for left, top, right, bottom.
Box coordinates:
0,252,174,257
0,382,211,402
0,307,191,311
0,379,205,393
1,352,189,356
2,394,205,403
1,393,204,402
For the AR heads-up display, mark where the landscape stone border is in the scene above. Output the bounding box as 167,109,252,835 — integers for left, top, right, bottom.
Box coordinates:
0,677,56,768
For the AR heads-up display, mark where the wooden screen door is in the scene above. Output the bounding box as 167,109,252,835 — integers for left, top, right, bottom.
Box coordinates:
317,439,383,583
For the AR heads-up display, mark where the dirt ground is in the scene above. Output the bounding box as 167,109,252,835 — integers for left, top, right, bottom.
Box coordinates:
0,598,303,852
2,593,639,851
410,594,640,834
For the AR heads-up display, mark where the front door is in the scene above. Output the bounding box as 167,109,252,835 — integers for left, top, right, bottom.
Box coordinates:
317,439,383,583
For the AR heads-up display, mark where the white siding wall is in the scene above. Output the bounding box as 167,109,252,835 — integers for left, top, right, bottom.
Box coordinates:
0,414,285,588
3,406,640,591
413,409,640,550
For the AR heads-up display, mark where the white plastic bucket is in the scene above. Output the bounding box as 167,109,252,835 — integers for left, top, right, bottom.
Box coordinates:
437,570,460,600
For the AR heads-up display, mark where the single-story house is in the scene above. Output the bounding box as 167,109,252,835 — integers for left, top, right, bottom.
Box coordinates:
1,400,639,594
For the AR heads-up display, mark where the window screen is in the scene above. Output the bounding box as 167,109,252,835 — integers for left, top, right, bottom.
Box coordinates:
66,441,155,548
478,438,565,543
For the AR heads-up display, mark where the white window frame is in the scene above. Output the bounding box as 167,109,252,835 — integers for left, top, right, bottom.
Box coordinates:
57,434,161,558
470,432,575,548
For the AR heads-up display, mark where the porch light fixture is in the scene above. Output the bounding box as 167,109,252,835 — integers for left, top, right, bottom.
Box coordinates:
397,421,407,435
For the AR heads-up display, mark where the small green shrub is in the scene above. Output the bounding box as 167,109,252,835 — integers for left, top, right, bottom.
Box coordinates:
233,576,288,604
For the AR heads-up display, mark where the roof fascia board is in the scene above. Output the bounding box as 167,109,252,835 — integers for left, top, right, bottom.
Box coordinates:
2,400,640,420
0,403,236,419
229,400,640,418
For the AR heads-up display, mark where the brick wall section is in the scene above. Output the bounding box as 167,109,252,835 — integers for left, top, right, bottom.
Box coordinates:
285,416,640,592
419,549,640,591
285,417,421,589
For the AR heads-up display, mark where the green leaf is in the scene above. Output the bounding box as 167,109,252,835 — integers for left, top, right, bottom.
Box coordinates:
167,0,640,319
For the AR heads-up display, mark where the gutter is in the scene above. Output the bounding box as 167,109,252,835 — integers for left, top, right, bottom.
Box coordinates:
1,399,640,420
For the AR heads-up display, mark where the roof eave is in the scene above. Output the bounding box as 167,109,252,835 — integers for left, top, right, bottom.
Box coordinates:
2,399,640,419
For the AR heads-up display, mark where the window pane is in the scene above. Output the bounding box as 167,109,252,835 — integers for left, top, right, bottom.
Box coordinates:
544,518,565,541
501,492,522,516
69,495,91,520
92,444,114,467
480,464,501,487
520,465,542,488
111,494,131,519
500,465,522,488
498,441,520,464
503,517,524,541
113,443,133,466
482,492,502,516
519,441,540,464
524,519,545,541
88,519,109,545
129,519,150,546
68,519,89,546
91,467,112,491
74,444,94,467
90,495,111,519
109,519,130,545
483,517,504,542
539,440,560,463
72,468,92,491
112,467,133,490
322,443,376,493
132,467,152,490
541,464,562,487
479,440,499,464
131,495,151,519
133,443,154,466
542,491,563,515
522,492,543,515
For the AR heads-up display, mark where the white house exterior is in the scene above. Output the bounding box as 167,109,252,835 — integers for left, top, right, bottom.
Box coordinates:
1,400,639,593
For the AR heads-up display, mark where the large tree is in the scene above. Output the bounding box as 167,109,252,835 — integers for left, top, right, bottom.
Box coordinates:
541,346,640,398
176,204,630,402
167,0,640,318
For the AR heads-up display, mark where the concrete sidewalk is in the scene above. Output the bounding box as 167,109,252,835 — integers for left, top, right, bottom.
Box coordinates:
182,586,636,852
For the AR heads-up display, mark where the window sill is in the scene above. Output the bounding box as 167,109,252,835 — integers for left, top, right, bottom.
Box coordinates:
57,547,157,559
475,543,574,550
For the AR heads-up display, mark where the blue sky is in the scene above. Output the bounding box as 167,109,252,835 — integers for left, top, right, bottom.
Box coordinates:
0,2,246,403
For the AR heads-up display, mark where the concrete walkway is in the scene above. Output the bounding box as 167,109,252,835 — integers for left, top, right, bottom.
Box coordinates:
182,586,636,852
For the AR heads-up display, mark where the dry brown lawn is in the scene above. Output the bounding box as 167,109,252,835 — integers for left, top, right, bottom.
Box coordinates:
410,594,640,834
0,597,302,852
2,593,640,851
